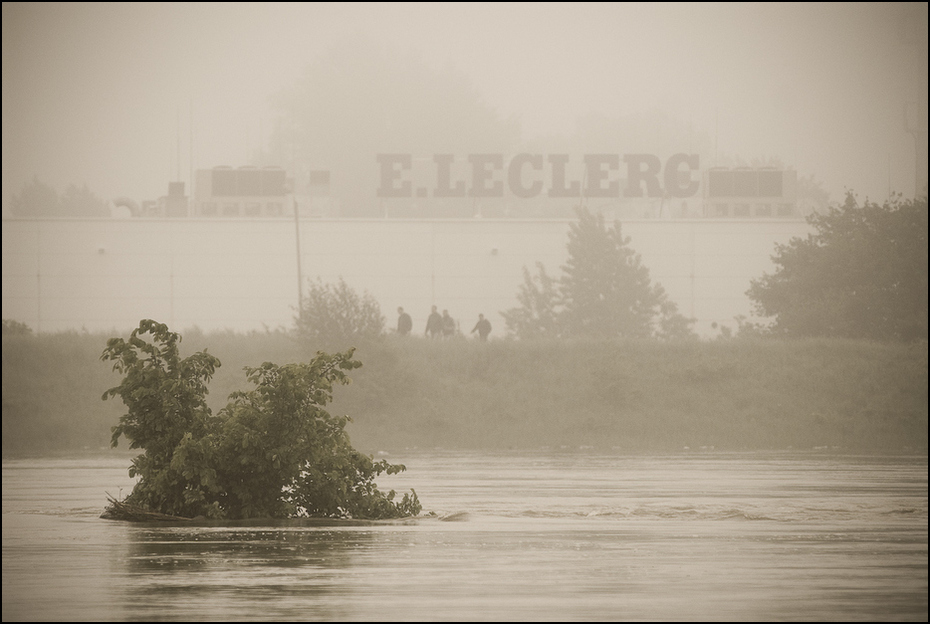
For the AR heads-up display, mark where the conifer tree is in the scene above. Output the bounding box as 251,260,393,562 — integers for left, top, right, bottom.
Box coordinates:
503,207,694,340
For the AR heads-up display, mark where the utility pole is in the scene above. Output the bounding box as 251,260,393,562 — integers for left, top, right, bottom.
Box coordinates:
905,101,924,198
294,196,303,316
290,112,303,317
189,99,194,212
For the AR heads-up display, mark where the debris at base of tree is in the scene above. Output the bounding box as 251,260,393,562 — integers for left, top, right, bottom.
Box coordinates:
101,494,194,522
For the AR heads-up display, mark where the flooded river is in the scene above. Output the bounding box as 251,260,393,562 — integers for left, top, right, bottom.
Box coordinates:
3,450,927,621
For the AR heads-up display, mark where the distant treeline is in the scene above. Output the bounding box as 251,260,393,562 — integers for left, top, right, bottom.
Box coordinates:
2,329,927,456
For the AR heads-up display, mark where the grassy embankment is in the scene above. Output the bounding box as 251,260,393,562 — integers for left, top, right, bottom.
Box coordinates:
2,329,927,456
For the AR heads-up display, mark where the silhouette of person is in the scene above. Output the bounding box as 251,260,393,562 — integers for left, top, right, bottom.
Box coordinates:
441,309,456,338
425,305,443,338
397,307,412,336
471,313,492,341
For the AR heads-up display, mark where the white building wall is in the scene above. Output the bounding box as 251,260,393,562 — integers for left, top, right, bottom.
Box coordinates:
2,217,813,337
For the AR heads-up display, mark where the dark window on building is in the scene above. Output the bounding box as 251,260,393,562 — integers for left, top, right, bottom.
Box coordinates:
715,203,729,217
757,170,783,196
777,203,794,217
245,202,261,216
238,169,262,196
267,202,283,216
223,202,240,216
213,169,237,196
733,203,750,217
733,170,757,196
201,202,217,216
755,203,772,217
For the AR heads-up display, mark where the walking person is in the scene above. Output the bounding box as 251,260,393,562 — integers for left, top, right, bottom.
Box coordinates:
471,313,492,341
396,307,412,336
425,305,443,339
441,309,456,338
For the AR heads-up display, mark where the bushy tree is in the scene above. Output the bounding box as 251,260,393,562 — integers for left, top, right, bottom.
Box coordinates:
502,207,695,340
2,319,33,336
296,277,385,348
746,193,928,341
60,183,109,217
560,208,672,338
10,177,60,216
10,178,109,217
500,262,562,339
102,320,419,520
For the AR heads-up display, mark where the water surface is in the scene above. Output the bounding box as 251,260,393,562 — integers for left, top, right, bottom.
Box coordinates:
3,450,927,621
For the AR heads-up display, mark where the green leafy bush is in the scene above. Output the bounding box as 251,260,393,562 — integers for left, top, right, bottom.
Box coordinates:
101,319,419,520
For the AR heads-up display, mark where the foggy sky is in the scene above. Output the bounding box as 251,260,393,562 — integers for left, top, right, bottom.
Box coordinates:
2,2,927,211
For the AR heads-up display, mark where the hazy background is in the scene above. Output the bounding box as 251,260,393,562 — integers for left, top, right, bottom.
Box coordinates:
2,2,928,213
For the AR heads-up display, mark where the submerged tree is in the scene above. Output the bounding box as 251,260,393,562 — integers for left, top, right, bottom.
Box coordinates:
502,207,695,340
102,319,419,520
746,193,928,341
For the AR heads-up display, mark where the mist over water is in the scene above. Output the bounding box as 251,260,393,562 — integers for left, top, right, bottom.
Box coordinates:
3,450,927,621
